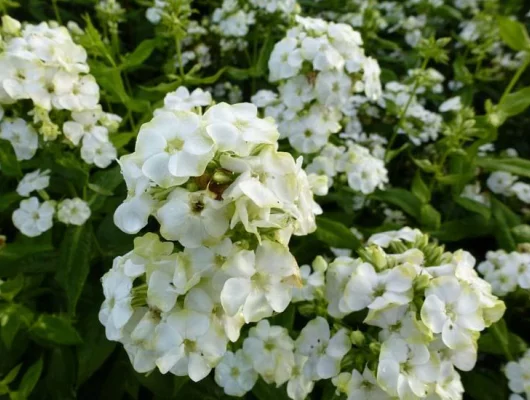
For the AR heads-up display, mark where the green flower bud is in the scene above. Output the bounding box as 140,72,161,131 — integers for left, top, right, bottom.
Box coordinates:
350,330,365,347
312,256,328,273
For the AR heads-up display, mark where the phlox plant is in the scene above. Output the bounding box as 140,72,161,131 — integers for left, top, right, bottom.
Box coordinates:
0,0,530,399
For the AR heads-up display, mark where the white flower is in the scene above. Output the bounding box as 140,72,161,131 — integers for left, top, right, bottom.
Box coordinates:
295,317,351,380
340,262,416,313
12,197,55,237
80,135,117,168
158,87,212,113
363,57,383,101
511,182,530,203
155,309,224,382
421,276,485,349
333,367,389,400
156,188,229,248
486,171,517,194
268,37,303,81
287,354,315,400
0,118,39,160
221,240,299,323
251,90,278,107
292,262,325,303
215,350,258,397
505,351,530,396
57,198,91,225
135,110,214,187
122,309,159,373
63,108,108,146
439,96,462,112
99,259,134,340
16,169,50,197
242,320,295,386
368,227,422,247
377,336,438,399
325,257,359,318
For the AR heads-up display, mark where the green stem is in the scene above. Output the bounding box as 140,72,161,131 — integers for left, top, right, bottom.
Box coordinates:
385,57,429,162
175,36,185,79
51,0,61,24
499,54,530,104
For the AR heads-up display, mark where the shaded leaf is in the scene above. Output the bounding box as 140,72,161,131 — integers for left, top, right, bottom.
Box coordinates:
30,315,82,345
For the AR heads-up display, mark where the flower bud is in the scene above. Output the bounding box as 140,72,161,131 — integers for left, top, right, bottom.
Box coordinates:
350,330,365,347
312,256,328,273
2,16,21,35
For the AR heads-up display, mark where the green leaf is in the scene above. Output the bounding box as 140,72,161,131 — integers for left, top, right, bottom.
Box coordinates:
491,197,520,251
269,304,295,330
252,379,290,400
56,225,93,315
51,154,89,189
420,204,441,230
135,370,188,398
0,192,20,212
479,327,526,358
496,86,530,120
431,215,491,241
0,304,33,348
461,370,508,400
475,156,530,178
456,197,491,220
110,132,136,149
76,312,116,386
18,358,43,397
2,364,22,385
411,172,430,203
315,217,361,250
88,165,124,212
87,183,114,197
121,39,157,69
0,139,21,177
0,274,24,301
498,16,530,52
30,314,82,345
371,189,422,220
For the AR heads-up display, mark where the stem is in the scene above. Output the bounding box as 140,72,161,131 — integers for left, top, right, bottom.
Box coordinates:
175,36,185,79
499,55,530,104
385,57,429,162
51,0,62,24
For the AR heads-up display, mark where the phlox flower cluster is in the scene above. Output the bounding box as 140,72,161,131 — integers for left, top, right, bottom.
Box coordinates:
487,171,530,204
211,0,299,52
287,227,504,400
0,16,119,166
305,142,388,195
478,250,530,296
505,350,530,400
101,89,318,383
252,15,382,155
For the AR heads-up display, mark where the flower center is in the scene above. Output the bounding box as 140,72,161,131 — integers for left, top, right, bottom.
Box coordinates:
166,137,185,154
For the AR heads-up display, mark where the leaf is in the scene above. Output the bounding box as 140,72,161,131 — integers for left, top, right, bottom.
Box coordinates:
496,86,530,119
475,156,530,178
121,39,157,69
0,139,21,177
51,154,89,189
420,204,441,230
456,197,491,220
56,225,93,315
513,224,530,243
491,197,520,251
18,358,43,397
135,370,188,398
2,364,22,385
87,183,114,197
76,312,116,386
370,189,422,220
461,369,508,400
110,132,136,149
30,314,82,345
0,304,33,348
0,192,20,212
498,16,530,52
88,165,124,212
269,304,295,330
431,215,491,241
479,328,527,358
0,274,24,301
315,217,361,250
252,379,290,400
411,172,430,204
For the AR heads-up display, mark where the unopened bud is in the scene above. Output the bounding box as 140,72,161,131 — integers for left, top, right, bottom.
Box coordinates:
350,330,365,347
212,169,233,184
369,342,381,355
312,256,328,273
2,16,21,35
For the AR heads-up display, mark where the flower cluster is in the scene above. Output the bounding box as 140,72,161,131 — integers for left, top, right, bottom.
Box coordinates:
12,168,91,236
102,91,318,382
253,15,382,155
306,142,388,195
0,17,119,166
211,0,298,52
321,228,504,400
487,171,530,205
505,350,530,400
478,250,530,296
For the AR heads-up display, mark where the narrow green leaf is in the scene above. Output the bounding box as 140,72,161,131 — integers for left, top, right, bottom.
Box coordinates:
411,172,430,203
121,39,157,69
30,315,82,345
18,358,43,397
252,379,290,400
420,204,441,231
55,225,93,314
456,197,491,220
431,215,491,241
315,217,361,250
475,156,530,178
491,197,520,251
496,86,530,120
0,192,20,212
2,364,22,385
